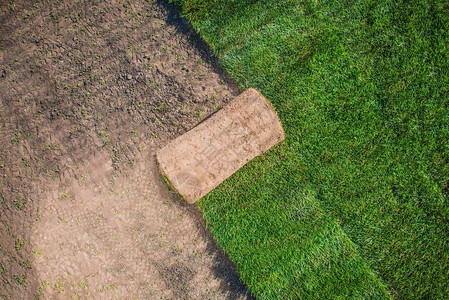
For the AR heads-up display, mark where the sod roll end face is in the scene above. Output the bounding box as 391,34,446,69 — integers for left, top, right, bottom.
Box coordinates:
157,88,285,203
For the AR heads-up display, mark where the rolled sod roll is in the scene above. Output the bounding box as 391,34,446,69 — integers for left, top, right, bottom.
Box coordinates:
157,88,284,204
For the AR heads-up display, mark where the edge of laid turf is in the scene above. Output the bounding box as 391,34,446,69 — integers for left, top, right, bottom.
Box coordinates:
166,1,390,298
168,0,449,299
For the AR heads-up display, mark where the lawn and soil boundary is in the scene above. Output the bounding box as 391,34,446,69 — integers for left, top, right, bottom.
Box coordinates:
170,0,449,298
0,0,253,298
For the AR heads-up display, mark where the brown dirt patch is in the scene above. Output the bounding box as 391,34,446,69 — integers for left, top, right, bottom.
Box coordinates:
0,0,250,298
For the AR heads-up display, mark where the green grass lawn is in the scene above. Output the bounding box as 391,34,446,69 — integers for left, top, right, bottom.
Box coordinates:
171,0,449,298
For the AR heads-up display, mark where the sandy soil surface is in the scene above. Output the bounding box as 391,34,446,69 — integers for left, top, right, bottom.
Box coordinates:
0,0,250,298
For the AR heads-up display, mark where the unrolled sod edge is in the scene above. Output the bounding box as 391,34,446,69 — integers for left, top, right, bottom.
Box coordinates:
158,164,187,202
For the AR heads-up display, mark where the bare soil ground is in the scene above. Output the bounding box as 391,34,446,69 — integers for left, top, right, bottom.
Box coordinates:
0,0,250,298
